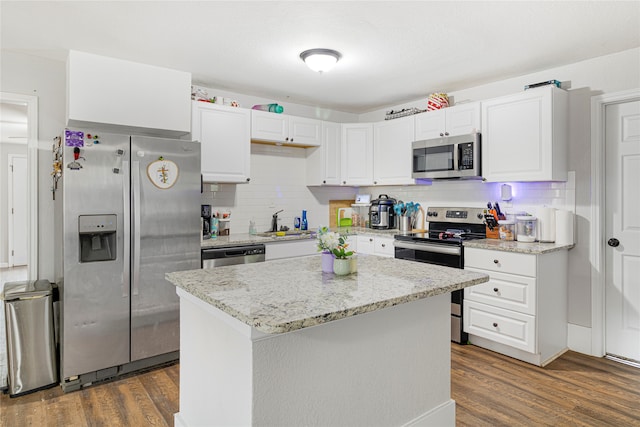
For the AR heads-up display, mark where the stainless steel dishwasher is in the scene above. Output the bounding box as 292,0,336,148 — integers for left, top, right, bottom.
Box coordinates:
201,244,266,268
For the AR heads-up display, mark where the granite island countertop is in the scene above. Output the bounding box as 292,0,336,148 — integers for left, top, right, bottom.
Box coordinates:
166,254,489,334
464,238,574,254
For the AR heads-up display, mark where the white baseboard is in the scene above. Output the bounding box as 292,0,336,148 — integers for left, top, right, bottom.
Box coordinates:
404,399,456,427
174,413,186,427
568,323,596,356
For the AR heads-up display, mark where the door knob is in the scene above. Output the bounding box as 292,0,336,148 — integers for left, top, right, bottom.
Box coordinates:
608,238,620,247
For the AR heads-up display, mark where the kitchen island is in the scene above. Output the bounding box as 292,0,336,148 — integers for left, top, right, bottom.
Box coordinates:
166,255,489,427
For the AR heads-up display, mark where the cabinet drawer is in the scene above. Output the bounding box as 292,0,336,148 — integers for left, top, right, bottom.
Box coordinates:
464,300,535,353
464,247,536,276
464,268,536,315
374,238,395,257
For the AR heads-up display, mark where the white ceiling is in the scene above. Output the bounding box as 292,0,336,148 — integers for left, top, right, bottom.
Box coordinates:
1,1,639,114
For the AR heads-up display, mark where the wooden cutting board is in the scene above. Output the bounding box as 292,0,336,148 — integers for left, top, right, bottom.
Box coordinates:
329,200,354,228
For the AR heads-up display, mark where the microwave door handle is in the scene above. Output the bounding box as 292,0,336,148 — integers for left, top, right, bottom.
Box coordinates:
454,144,460,171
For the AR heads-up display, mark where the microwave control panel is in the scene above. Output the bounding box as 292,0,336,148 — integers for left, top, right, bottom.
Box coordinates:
459,142,474,170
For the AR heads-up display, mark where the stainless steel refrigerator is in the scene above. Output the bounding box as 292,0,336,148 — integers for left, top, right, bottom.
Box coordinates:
54,128,201,391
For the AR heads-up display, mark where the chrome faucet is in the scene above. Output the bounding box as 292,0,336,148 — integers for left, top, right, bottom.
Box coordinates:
271,209,284,232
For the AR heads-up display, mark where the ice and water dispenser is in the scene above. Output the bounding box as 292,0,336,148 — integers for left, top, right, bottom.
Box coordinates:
78,214,117,262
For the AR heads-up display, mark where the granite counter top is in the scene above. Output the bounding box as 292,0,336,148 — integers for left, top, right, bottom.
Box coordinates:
166,254,489,334
201,227,400,249
464,239,574,254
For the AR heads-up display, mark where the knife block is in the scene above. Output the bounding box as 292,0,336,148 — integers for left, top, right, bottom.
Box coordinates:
486,225,500,239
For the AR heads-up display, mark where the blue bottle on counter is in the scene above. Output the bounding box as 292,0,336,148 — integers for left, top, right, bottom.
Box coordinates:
301,210,308,231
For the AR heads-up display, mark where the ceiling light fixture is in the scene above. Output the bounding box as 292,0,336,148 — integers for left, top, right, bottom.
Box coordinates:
299,48,342,73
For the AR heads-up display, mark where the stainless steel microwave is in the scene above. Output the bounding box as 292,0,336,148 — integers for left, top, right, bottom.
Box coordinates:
412,133,481,179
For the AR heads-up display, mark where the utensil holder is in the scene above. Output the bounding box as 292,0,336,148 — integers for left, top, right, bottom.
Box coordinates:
399,216,411,232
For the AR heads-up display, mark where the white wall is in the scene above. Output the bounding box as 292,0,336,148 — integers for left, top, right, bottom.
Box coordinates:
0,51,66,281
0,142,28,266
201,144,357,234
191,84,359,123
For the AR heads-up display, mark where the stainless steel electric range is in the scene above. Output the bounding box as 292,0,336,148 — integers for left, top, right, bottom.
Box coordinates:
394,207,487,344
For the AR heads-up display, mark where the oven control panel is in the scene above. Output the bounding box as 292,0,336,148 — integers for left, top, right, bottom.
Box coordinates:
426,207,485,224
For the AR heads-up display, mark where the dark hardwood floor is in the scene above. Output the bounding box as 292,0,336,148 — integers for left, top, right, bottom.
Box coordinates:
2,345,639,426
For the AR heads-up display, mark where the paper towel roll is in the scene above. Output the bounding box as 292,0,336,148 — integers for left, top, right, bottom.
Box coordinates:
538,207,556,242
555,210,574,245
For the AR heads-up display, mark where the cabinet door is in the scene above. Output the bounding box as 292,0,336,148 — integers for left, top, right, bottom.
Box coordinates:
289,116,322,146
306,121,341,185
482,86,567,182
322,122,341,184
192,102,250,183
251,110,288,142
341,124,374,186
373,116,415,186
445,102,481,137
414,109,446,140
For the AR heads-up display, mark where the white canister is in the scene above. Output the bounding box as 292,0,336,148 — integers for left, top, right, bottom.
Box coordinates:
516,216,537,242
538,207,556,242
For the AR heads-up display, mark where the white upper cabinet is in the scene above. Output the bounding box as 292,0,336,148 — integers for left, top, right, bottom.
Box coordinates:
414,102,481,140
306,121,341,186
66,50,191,137
373,116,415,185
481,86,568,182
341,123,374,186
251,110,322,146
192,102,251,183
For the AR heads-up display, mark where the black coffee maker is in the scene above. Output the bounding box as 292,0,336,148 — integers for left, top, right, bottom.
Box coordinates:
201,205,212,239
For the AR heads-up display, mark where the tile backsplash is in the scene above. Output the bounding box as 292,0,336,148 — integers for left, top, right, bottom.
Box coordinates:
201,143,575,234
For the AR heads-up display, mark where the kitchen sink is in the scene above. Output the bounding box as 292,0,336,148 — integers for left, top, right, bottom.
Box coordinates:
256,230,316,238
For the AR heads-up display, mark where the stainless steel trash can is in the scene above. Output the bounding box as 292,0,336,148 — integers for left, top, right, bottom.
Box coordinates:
1,280,58,397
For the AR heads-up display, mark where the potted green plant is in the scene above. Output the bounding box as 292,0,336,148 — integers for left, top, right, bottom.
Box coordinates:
331,235,355,276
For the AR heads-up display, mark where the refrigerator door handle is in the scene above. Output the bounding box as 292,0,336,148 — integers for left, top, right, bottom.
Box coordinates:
122,160,130,298
132,160,141,296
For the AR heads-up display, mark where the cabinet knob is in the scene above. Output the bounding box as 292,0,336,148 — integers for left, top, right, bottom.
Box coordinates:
323,180,326,184
246,177,250,182
381,243,386,247
343,181,346,184
493,287,499,293
493,259,499,264
369,238,373,242
439,132,444,137
444,132,449,136
492,322,498,328
374,181,377,185
285,137,289,141
290,138,293,142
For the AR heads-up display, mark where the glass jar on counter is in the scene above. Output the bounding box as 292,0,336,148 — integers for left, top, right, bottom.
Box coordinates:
498,220,516,241
516,216,537,242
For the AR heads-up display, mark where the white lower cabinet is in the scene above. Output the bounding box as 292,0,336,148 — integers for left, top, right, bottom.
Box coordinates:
463,246,568,366
357,235,394,258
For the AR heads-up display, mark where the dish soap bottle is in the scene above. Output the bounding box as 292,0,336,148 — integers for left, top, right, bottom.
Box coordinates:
301,210,308,231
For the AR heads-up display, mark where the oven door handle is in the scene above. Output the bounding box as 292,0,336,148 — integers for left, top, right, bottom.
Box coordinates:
394,240,462,256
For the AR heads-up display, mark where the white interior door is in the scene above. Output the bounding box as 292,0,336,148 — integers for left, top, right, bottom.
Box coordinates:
8,154,27,266
605,99,640,363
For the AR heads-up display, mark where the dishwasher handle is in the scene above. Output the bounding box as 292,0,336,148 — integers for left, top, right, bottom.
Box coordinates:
202,245,266,260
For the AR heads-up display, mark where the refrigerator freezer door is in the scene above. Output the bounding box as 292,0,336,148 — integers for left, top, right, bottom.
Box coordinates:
60,131,131,379
130,136,201,361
